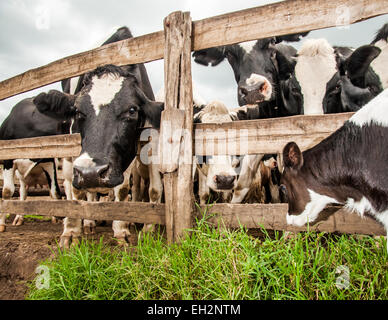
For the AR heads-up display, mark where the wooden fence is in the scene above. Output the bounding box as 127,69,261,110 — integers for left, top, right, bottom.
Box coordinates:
0,0,387,242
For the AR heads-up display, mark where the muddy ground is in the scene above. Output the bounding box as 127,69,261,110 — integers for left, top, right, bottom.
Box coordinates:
0,215,136,300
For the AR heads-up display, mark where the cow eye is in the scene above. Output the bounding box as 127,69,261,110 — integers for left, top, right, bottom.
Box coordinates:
279,184,287,195
120,107,138,121
75,110,86,121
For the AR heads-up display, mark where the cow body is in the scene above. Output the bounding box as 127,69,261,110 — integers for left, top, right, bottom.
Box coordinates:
281,89,388,251
0,98,64,231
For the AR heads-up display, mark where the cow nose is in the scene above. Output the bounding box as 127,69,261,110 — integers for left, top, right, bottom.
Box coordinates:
73,164,110,189
214,175,236,190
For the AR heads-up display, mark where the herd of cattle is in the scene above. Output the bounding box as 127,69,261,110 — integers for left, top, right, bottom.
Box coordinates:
0,23,387,249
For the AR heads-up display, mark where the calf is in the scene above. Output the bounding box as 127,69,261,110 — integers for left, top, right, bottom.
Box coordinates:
281,89,388,251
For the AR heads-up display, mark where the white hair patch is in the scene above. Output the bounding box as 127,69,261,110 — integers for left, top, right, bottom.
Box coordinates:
88,74,124,116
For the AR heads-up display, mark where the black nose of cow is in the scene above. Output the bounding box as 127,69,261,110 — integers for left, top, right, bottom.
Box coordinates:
214,175,236,190
238,82,268,105
73,164,110,189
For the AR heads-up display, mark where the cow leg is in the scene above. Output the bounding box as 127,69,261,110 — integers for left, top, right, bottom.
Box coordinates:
40,161,61,224
198,170,210,205
1,161,15,232
60,188,85,249
12,169,26,226
83,192,97,235
62,158,74,200
143,163,163,233
112,169,131,244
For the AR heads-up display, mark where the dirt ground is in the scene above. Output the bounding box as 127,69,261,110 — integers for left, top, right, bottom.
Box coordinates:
0,215,131,300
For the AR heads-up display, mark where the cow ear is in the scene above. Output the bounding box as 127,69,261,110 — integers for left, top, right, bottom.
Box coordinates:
34,90,76,120
283,142,303,170
345,45,381,88
192,47,226,67
135,86,164,128
275,50,296,80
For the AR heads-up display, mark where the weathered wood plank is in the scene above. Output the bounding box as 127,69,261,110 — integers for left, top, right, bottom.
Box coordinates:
194,112,354,155
162,11,195,243
0,200,165,225
1,0,387,100
192,0,388,50
199,203,386,236
0,31,164,100
0,134,81,160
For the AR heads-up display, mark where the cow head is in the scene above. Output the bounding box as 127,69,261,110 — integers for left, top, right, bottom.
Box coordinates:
193,33,307,114
193,38,282,106
194,101,238,192
34,65,163,192
323,45,383,113
279,142,309,216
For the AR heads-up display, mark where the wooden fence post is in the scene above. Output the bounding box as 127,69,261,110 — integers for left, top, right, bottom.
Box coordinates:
159,11,194,243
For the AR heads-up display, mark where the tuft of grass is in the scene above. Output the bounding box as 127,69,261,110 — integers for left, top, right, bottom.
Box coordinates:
27,212,388,300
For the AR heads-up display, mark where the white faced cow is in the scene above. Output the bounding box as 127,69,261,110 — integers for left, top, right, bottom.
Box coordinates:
35,64,163,247
281,89,388,252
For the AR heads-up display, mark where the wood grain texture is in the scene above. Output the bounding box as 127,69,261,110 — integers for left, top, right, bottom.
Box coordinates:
194,112,354,155
198,204,386,236
0,134,81,160
0,200,165,225
162,11,195,243
1,0,387,100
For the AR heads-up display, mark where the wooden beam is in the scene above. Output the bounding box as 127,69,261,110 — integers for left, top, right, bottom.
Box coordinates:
192,0,388,50
162,11,195,243
194,112,354,155
0,31,164,101
199,203,386,236
1,0,387,100
0,134,81,160
0,200,165,225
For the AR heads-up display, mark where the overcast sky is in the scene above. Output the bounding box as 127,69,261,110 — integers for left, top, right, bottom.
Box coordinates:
0,0,387,124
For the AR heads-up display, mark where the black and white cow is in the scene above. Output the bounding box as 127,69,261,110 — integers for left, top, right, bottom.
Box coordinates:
281,89,388,251
370,22,388,89
323,45,383,113
35,64,163,247
193,34,308,119
276,37,384,115
0,97,66,231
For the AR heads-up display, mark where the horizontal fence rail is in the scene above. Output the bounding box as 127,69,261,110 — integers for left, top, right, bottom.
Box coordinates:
0,134,81,160
0,113,353,160
0,0,387,100
1,199,385,236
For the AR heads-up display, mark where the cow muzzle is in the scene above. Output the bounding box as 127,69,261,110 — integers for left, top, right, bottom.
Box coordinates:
213,174,236,190
72,164,122,189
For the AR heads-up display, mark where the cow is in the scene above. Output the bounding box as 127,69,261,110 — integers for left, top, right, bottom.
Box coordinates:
0,97,65,231
323,45,383,113
281,89,388,251
370,22,388,89
192,33,308,119
35,63,163,248
193,101,238,204
276,37,383,115
59,26,157,235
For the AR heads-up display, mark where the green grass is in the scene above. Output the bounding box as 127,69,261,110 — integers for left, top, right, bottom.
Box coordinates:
27,214,388,300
